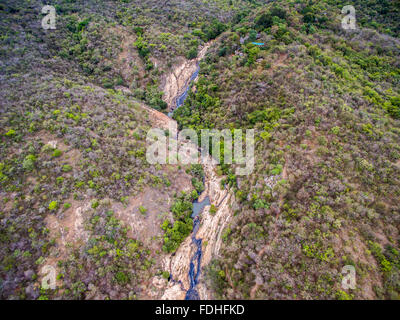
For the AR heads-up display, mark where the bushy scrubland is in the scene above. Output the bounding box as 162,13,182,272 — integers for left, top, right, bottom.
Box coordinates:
173,1,400,299
0,0,241,299
1,0,400,300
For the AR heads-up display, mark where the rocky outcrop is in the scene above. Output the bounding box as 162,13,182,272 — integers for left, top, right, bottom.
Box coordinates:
143,38,235,300
162,43,212,112
159,157,234,300
144,123,234,299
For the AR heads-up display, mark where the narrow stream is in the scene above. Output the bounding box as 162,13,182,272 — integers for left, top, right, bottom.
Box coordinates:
184,196,210,300
167,63,207,300
167,65,200,117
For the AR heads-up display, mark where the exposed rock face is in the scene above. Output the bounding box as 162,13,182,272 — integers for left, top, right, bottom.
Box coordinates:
197,173,230,262
158,157,233,300
162,43,212,112
143,39,234,300
192,162,233,300
161,283,186,300
143,107,234,300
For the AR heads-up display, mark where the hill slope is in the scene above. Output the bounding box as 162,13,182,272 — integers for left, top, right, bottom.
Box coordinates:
1,0,400,300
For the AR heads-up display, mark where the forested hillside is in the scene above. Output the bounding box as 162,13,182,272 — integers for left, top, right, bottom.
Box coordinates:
174,0,400,299
1,0,399,300
0,0,246,300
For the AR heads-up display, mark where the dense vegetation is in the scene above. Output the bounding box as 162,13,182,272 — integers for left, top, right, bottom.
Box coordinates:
0,0,242,299
1,0,399,300
174,1,400,299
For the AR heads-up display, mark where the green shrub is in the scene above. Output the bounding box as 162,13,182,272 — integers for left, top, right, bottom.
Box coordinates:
56,177,64,184
23,154,37,171
336,290,352,300
210,204,217,215
162,219,193,253
62,164,72,172
331,126,340,135
186,47,198,59
49,201,58,211
52,149,62,157
115,271,129,285
387,96,400,119
91,200,99,209
191,177,204,194
270,164,283,175
5,129,16,137
139,205,147,215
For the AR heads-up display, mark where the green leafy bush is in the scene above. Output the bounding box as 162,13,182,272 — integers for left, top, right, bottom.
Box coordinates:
48,201,58,211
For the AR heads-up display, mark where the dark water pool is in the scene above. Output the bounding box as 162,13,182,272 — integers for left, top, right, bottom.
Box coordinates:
168,65,200,117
